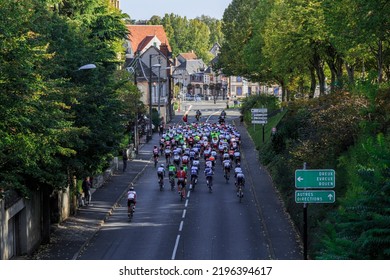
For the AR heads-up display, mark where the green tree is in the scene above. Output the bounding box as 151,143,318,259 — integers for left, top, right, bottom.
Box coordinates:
317,133,390,259
218,0,260,76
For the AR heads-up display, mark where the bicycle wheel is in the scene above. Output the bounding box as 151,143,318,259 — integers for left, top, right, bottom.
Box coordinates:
170,178,175,191
159,178,164,191
128,203,134,221
238,186,243,203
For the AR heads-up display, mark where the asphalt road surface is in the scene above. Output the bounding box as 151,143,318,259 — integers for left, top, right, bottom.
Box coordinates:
77,102,302,260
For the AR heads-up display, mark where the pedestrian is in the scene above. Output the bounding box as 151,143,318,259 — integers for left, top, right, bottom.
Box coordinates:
183,114,188,123
159,123,164,136
122,149,128,172
82,176,92,205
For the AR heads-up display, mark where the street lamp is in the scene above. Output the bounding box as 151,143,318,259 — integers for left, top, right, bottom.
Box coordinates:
153,63,162,120
78,63,96,70
148,54,161,141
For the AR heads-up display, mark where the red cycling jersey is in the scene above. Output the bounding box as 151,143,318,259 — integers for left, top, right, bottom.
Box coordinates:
176,170,186,179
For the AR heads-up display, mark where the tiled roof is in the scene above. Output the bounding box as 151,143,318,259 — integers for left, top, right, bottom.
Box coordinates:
127,25,171,53
179,52,198,60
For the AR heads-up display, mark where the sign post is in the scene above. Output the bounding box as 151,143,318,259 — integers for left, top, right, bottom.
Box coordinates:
251,108,268,142
295,165,336,260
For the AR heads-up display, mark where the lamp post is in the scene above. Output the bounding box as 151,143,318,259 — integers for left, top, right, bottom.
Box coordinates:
155,63,162,120
148,55,153,141
148,54,161,141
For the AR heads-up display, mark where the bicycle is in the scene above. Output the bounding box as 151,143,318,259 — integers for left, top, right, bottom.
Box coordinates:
158,176,164,191
128,201,135,221
169,174,175,191
154,155,158,168
237,182,244,203
224,168,230,183
190,175,197,191
177,180,186,201
206,176,213,193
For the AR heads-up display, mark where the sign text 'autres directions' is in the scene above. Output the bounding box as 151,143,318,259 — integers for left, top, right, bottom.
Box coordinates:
295,190,336,203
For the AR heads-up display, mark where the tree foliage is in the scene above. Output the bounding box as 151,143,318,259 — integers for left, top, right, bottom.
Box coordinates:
0,0,139,199
146,13,223,63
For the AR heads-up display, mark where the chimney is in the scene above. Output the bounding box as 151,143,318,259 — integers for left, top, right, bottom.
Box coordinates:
160,43,169,58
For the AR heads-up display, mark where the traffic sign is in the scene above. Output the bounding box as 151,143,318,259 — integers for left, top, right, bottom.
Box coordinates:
251,108,267,113
295,169,335,188
295,190,335,203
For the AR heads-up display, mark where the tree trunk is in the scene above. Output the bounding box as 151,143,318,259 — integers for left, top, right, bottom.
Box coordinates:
377,39,383,83
326,44,344,92
312,51,326,96
345,63,355,85
309,65,316,98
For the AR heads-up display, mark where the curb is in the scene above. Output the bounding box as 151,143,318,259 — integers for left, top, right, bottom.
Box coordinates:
71,155,152,260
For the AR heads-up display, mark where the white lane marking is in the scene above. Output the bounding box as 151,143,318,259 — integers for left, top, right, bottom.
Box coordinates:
182,209,187,219
171,235,181,260
179,221,184,231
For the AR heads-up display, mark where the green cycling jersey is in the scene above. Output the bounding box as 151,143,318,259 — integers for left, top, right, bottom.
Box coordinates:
168,165,177,173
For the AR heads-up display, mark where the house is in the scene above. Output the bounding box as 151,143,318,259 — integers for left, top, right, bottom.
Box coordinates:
125,25,171,59
125,25,173,124
172,58,207,97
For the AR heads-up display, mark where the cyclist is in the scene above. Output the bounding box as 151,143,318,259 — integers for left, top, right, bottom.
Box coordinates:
234,149,241,165
219,110,226,124
234,163,243,185
127,186,137,213
190,164,199,190
223,157,232,178
164,145,172,164
176,166,187,196
173,151,181,167
205,156,213,170
176,166,187,197
208,152,216,168
157,164,166,187
204,165,214,190
195,110,202,121
153,145,159,158
168,163,177,189
236,172,246,195
182,153,190,167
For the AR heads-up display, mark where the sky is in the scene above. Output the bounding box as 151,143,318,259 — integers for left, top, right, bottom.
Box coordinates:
120,0,232,20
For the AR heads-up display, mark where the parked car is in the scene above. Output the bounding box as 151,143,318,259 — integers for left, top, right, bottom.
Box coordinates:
194,94,203,101
185,94,194,101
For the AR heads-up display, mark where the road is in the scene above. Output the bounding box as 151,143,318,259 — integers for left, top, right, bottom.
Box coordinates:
77,100,302,260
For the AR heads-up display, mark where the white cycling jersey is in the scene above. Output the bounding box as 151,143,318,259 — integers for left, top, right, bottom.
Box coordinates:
234,167,242,174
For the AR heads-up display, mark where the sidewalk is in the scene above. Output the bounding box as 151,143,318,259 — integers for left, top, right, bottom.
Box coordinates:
26,134,158,260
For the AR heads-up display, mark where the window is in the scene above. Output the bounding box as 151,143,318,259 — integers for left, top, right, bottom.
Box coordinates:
236,76,242,82
237,86,242,96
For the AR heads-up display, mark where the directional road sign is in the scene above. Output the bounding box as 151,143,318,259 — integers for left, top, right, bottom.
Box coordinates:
251,108,268,113
295,190,336,203
295,169,335,188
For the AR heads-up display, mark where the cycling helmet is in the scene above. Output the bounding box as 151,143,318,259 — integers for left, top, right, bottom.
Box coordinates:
129,186,134,191
160,164,165,167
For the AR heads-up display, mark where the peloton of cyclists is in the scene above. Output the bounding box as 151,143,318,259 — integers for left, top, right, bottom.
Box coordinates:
152,116,245,194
